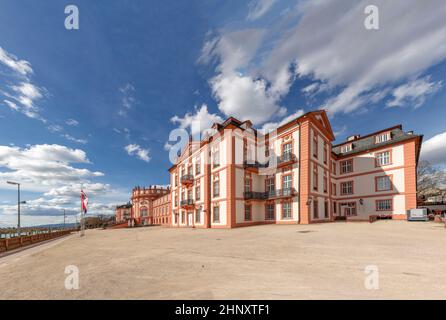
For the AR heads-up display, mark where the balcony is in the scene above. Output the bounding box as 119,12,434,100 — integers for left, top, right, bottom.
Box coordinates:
243,191,267,200
243,188,296,200
271,188,296,198
277,153,297,167
243,160,269,170
180,174,194,185
180,199,195,209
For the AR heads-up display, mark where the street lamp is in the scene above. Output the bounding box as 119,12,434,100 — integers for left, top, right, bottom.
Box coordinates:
6,181,21,237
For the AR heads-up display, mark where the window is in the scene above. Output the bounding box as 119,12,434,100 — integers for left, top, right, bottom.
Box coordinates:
244,204,252,221
324,200,329,218
196,158,201,175
376,176,392,191
181,213,185,224
313,164,318,191
187,189,192,200
243,140,248,162
313,200,319,219
283,174,292,190
213,180,220,197
341,144,352,153
174,213,178,224
340,159,353,174
174,195,178,207
323,171,328,193
265,142,270,158
282,202,292,219
283,142,292,156
376,199,392,211
213,206,220,223
212,149,220,168
375,132,391,144
332,161,336,175
195,208,201,223
333,201,337,214
195,185,201,200
141,208,147,217
313,131,318,158
340,181,354,195
376,150,391,166
244,175,252,192
266,203,275,220
175,174,178,187
332,183,337,196
266,177,275,196
323,142,328,164
188,164,192,175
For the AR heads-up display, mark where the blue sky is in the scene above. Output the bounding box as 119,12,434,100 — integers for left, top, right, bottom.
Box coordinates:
1,0,446,226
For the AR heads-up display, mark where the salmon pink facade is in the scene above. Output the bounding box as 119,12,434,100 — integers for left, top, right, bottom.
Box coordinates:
168,110,422,227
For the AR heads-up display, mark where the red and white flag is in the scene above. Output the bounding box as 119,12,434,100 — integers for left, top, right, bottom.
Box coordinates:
81,190,88,214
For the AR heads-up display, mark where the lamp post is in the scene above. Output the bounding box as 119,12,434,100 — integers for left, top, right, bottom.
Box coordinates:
6,181,21,237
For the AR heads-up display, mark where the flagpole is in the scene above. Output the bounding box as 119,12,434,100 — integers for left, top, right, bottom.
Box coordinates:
80,187,85,237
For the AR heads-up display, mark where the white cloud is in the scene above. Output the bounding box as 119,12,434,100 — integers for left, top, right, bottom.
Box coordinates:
0,46,33,76
421,132,446,165
0,47,46,121
264,0,446,114
199,29,289,125
387,76,443,108
66,119,79,126
261,109,305,132
62,134,88,144
247,0,277,20
0,144,103,192
171,104,223,136
125,144,151,162
47,124,63,133
118,83,136,117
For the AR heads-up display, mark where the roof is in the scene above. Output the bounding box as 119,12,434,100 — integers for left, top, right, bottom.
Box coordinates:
332,125,422,157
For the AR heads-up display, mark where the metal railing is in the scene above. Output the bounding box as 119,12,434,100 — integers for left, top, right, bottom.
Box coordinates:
277,153,297,165
180,174,194,183
180,199,194,206
244,188,296,200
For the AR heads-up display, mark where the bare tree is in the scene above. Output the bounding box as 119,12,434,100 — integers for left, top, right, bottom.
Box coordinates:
418,161,446,200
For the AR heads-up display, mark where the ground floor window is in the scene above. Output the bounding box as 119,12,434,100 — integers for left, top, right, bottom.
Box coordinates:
244,204,252,221
324,200,329,218
282,202,292,219
333,201,337,214
313,200,319,219
213,206,220,223
195,208,201,223
265,203,275,220
181,213,185,224
376,199,392,211
340,202,357,216
174,213,178,224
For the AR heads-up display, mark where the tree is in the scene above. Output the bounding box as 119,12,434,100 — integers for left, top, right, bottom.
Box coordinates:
417,160,446,199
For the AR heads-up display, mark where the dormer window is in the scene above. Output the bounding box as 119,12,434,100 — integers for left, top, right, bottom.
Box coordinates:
341,143,352,153
375,132,391,144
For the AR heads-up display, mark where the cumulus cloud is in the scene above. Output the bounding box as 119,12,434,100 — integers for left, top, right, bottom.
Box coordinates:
0,144,103,192
171,104,223,136
261,109,305,132
247,0,277,20
199,29,289,125
125,144,151,162
199,0,446,121
266,0,446,114
421,132,446,166
386,76,443,108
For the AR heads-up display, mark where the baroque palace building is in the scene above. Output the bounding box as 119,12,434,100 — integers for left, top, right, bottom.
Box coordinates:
127,185,171,226
167,110,422,228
